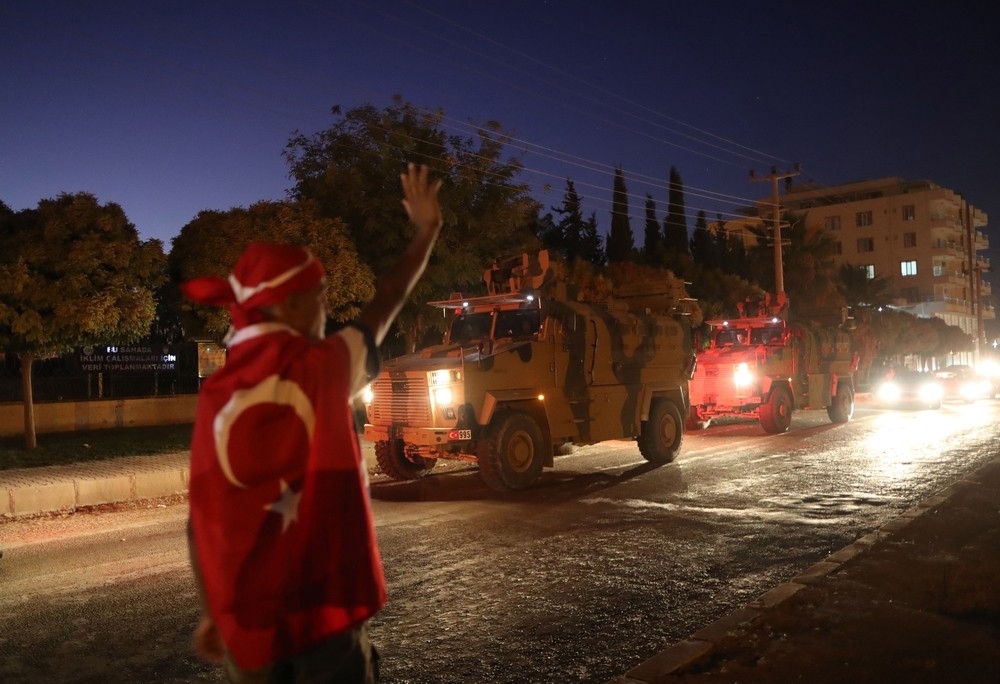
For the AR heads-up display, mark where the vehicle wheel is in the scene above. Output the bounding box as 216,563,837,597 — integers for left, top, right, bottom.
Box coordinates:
759,387,793,434
639,399,684,464
827,384,855,423
374,439,437,480
477,412,545,491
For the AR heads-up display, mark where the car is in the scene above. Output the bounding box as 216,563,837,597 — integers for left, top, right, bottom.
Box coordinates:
874,369,943,409
932,365,993,402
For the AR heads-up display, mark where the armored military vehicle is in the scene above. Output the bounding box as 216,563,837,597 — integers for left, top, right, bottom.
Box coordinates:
362,251,698,490
687,294,858,433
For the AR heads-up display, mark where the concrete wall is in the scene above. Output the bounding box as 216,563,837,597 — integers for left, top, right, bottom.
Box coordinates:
0,395,198,437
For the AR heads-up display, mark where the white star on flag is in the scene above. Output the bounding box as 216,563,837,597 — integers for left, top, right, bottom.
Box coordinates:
265,479,302,532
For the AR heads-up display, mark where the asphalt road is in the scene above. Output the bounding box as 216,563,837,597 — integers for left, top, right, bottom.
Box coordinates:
1,400,996,683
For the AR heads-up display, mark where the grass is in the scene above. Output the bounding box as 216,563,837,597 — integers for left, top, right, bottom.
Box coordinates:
0,423,193,471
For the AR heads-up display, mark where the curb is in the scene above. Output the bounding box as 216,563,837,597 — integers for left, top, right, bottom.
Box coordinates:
606,474,975,683
1,444,379,520
2,454,191,518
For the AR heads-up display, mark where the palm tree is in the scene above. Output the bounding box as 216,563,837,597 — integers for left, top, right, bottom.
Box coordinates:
837,262,893,309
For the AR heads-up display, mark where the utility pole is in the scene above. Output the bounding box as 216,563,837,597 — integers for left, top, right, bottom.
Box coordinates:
966,202,986,364
750,164,799,298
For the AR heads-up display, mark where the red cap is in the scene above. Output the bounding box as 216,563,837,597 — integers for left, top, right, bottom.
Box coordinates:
181,242,325,329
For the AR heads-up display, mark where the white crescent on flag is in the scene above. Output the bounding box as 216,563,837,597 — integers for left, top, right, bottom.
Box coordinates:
212,375,316,488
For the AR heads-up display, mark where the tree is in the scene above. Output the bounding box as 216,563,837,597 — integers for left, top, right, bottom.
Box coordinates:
663,166,689,256
0,193,165,449
580,211,605,266
837,262,892,309
689,210,718,269
606,166,635,263
717,214,750,279
642,194,664,265
684,262,763,325
284,97,540,351
531,210,561,255
747,211,844,316
928,317,974,360
781,211,845,315
168,200,374,340
537,182,605,267
549,179,584,261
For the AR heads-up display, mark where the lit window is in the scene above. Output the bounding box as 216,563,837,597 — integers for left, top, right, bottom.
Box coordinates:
901,260,918,276
863,264,875,279
856,211,873,227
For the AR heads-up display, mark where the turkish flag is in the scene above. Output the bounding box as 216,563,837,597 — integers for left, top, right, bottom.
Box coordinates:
189,325,385,669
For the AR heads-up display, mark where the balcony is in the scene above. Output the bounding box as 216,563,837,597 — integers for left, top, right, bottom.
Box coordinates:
931,239,965,256
932,269,967,285
975,231,989,250
928,214,963,236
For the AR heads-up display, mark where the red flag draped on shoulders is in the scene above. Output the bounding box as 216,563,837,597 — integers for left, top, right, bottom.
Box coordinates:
183,242,385,669
189,325,385,669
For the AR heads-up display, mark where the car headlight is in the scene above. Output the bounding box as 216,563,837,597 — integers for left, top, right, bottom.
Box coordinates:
959,380,991,399
733,362,755,389
878,382,901,403
978,360,1000,379
919,383,943,402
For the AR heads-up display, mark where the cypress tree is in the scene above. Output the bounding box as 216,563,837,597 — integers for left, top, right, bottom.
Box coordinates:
606,166,635,263
663,166,689,255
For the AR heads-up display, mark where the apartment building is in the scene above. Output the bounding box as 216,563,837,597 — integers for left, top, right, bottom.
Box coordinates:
746,177,992,362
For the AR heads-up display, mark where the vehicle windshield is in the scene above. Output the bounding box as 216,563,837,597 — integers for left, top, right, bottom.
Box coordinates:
714,329,746,346
449,312,494,342
449,309,541,343
749,327,782,345
494,309,540,339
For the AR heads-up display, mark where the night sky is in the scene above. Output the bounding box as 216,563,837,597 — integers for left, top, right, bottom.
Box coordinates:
3,1,997,269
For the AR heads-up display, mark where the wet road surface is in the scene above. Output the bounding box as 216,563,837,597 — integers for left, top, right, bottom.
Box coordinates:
1,400,996,683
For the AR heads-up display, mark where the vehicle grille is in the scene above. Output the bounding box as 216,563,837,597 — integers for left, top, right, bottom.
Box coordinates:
369,374,432,425
690,364,735,403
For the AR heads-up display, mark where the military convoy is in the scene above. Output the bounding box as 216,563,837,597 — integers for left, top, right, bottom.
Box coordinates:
362,250,698,490
687,294,858,433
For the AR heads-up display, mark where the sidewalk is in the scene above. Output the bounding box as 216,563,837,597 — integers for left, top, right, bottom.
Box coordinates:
2,448,998,683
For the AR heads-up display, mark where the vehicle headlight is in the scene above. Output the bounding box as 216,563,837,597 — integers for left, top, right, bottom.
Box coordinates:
362,384,374,404
878,382,901,403
919,383,943,401
960,380,990,400
733,363,754,389
433,387,453,405
978,360,1000,379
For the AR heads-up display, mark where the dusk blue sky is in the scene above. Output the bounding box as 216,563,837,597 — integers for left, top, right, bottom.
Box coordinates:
3,1,997,267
